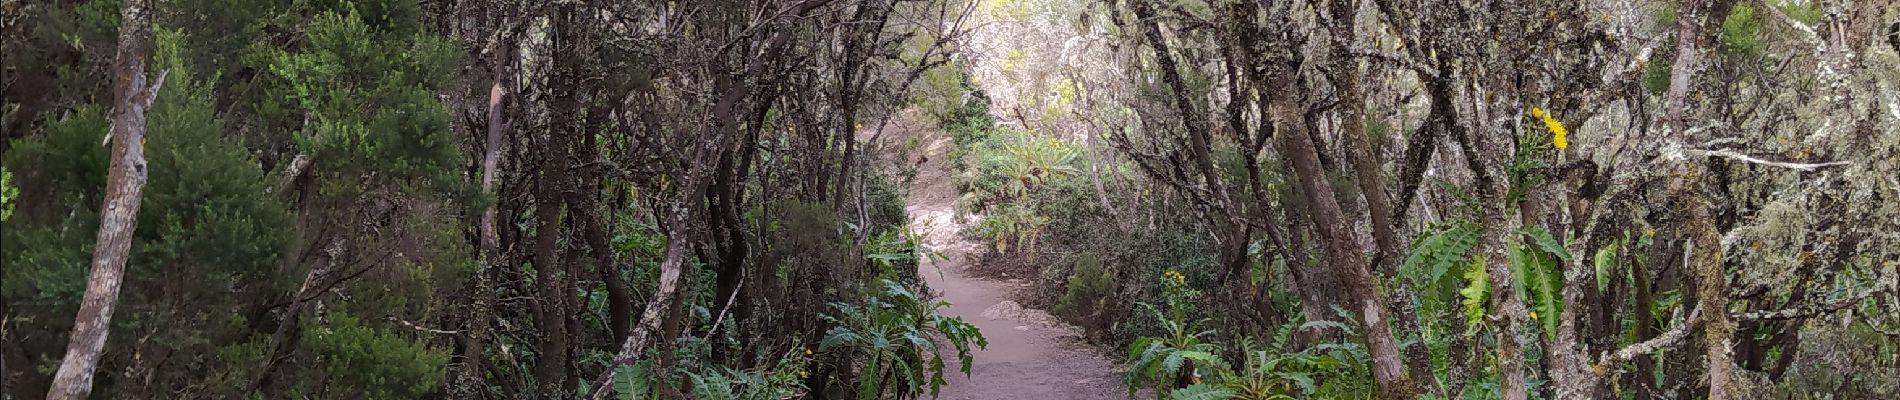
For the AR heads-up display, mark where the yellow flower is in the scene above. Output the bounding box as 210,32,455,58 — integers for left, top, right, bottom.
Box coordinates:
1531,107,1568,150
1530,311,1539,320
1644,228,1656,237
800,370,808,378
804,348,813,355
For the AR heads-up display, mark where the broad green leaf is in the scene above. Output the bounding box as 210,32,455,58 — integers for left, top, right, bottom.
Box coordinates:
1521,226,1572,260
1594,241,1620,291
613,363,647,400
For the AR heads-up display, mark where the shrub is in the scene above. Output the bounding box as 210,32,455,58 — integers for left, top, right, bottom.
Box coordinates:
297,313,449,399
1053,254,1117,331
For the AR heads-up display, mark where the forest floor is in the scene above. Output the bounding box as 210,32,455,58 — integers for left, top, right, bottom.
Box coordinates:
897,118,1127,399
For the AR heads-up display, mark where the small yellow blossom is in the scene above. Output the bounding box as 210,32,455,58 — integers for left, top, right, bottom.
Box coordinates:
1163,270,1186,285
1531,107,1568,150
804,348,813,355
800,370,808,378
1530,311,1539,320
1644,228,1656,238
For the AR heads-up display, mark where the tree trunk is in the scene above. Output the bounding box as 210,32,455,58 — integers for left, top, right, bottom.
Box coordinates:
1266,76,1414,400
256,235,346,399
45,0,163,398
530,74,574,400
450,44,512,397
584,4,831,398
1447,102,1534,400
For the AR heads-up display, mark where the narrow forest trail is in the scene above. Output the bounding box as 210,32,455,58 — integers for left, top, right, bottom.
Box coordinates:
899,124,1126,399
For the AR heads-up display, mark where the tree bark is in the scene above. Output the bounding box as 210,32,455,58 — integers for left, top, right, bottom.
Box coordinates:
450,42,512,397
1266,75,1414,400
1447,101,1533,400
45,0,164,398
1659,1,1739,397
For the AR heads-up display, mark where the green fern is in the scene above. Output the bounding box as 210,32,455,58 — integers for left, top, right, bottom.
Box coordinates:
1171,383,1237,400
1509,227,1568,338
1400,221,1482,288
612,364,644,400
1460,256,1490,331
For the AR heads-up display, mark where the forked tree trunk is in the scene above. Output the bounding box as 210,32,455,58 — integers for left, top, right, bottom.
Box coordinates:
584,3,831,399
45,0,165,398
1266,76,1414,400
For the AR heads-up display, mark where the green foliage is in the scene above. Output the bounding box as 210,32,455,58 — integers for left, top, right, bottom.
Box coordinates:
864,227,936,284
938,72,997,170
3,30,290,313
1201,338,1373,400
962,130,1082,255
1054,254,1117,327
1460,256,1491,332
1126,271,1220,398
265,2,462,194
1141,309,1378,400
0,166,15,221
296,313,449,399
1720,4,1763,58
1400,221,1482,303
1171,383,1240,400
1508,227,1569,338
820,279,987,399
613,362,655,400
1593,240,1620,292
609,347,812,400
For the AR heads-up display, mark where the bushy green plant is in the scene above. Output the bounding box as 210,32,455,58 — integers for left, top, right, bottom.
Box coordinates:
263,2,463,196
1173,335,1374,400
1126,270,1222,399
938,72,996,171
1054,254,1117,330
819,279,987,399
295,313,449,399
1126,271,1378,400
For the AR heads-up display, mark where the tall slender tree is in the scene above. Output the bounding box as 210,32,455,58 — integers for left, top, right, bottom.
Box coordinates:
44,0,165,398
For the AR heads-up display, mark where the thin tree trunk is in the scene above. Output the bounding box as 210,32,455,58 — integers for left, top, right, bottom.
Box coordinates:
584,4,831,398
46,0,164,398
578,106,633,343
1448,105,1533,400
1266,76,1414,400
1659,1,1739,397
530,91,573,400
450,47,512,397
256,235,345,399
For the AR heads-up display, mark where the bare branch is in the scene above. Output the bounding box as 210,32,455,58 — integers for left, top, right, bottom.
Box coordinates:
1600,307,1702,366
1689,149,1851,171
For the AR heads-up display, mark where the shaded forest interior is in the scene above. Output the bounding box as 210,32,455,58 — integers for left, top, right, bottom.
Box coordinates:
1,0,1898,399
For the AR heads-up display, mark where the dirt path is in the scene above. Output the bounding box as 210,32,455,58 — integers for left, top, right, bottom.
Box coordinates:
899,124,1126,400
